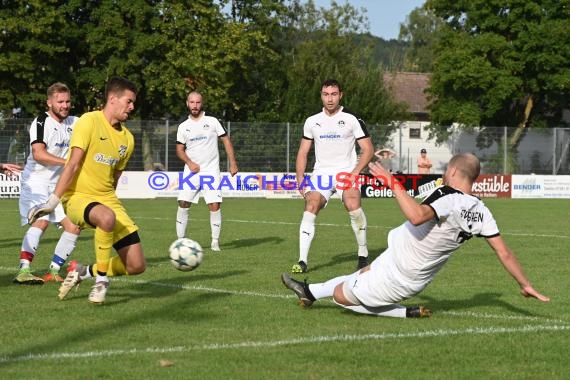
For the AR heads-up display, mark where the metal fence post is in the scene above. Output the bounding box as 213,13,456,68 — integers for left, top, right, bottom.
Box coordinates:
552,127,556,175
165,119,169,171
504,126,507,173
398,122,403,172
227,121,231,172
286,122,290,173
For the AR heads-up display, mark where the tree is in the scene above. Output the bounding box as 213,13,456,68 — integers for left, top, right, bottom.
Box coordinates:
0,0,279,119
278,0,409,127
0,0,411,127
426,0,570,134
221,0,289,121
399,7,445,72
424,0,570,173
0,0,83,116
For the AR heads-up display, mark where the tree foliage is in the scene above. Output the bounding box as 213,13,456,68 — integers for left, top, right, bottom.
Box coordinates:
276,0,408,126
399,7,444,72
0,0,81,115
425,0,570,137
0,0,408,126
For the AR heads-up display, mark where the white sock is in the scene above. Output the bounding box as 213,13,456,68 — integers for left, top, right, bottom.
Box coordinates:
210,209,222,240
349,208,368,257
334,300,407,318
95,274,109,284
51,231,78,270
176,207,189,238
21,226,43,254
20,226,44,268
299,211,316,263
80,265,93,280
308,274,351,300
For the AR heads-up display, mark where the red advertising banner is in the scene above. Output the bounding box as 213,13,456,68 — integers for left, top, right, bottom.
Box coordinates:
471,174,511,198
360,173,512,199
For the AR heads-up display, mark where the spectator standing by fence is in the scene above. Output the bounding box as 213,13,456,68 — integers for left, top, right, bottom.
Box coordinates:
417,148,432,174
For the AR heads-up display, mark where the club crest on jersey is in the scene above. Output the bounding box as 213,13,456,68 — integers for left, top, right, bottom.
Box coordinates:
118,145,128,158
203,124,210,129
337,120,346,128
67,127,73,133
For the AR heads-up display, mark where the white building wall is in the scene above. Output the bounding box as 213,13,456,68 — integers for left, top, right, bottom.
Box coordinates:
385,123,569,175
386,121,453,174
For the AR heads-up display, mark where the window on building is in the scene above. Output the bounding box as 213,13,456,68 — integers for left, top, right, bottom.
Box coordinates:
409,128,421,139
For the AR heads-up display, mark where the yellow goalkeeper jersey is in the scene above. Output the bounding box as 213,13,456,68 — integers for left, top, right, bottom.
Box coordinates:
66,110,134,198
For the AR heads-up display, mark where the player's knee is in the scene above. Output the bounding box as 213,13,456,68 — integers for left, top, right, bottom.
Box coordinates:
342,192,361,208
305,198,323,214
98,214,116,231
208,202,221,212
33,220,49,230
344,199,361,211
87,204,116,230
332,284,347,305
61,219,80,234
127,261,146,275
178,200,190,208
68,225,81,235
125,253,146,275
305,204,320,214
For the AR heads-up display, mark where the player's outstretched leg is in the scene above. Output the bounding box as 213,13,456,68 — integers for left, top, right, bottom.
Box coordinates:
406,306,432,318
281,273,315,307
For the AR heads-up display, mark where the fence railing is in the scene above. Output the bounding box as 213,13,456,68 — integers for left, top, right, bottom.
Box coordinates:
2,118,570,175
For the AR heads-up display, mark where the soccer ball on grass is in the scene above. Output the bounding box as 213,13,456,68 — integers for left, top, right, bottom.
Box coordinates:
169,238,203,271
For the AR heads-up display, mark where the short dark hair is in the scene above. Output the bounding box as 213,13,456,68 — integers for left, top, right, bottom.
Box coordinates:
105,77,137,100
321,79,342,92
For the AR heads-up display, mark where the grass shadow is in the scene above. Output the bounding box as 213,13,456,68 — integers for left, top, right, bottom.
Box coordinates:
0,289,230,368
224,236,285,249
414,291,548,317
310,246,385,272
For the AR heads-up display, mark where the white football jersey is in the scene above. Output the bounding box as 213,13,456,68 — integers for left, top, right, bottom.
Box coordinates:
387,185,500,286
21,112,78,184
303,106,369,172
176,113,227,173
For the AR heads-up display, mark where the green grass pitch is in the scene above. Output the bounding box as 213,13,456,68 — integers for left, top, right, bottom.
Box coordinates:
0,197,568,379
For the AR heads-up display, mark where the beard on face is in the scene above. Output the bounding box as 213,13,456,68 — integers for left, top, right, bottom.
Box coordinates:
50,107,69,122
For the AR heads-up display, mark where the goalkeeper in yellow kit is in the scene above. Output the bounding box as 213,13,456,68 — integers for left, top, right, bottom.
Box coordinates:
28,77,146,304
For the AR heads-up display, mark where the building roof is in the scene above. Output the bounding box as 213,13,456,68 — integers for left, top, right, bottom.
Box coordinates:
383,72,430,116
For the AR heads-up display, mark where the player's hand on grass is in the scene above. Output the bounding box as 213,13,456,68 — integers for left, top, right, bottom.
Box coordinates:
520,284,550,302
27,193,60,225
